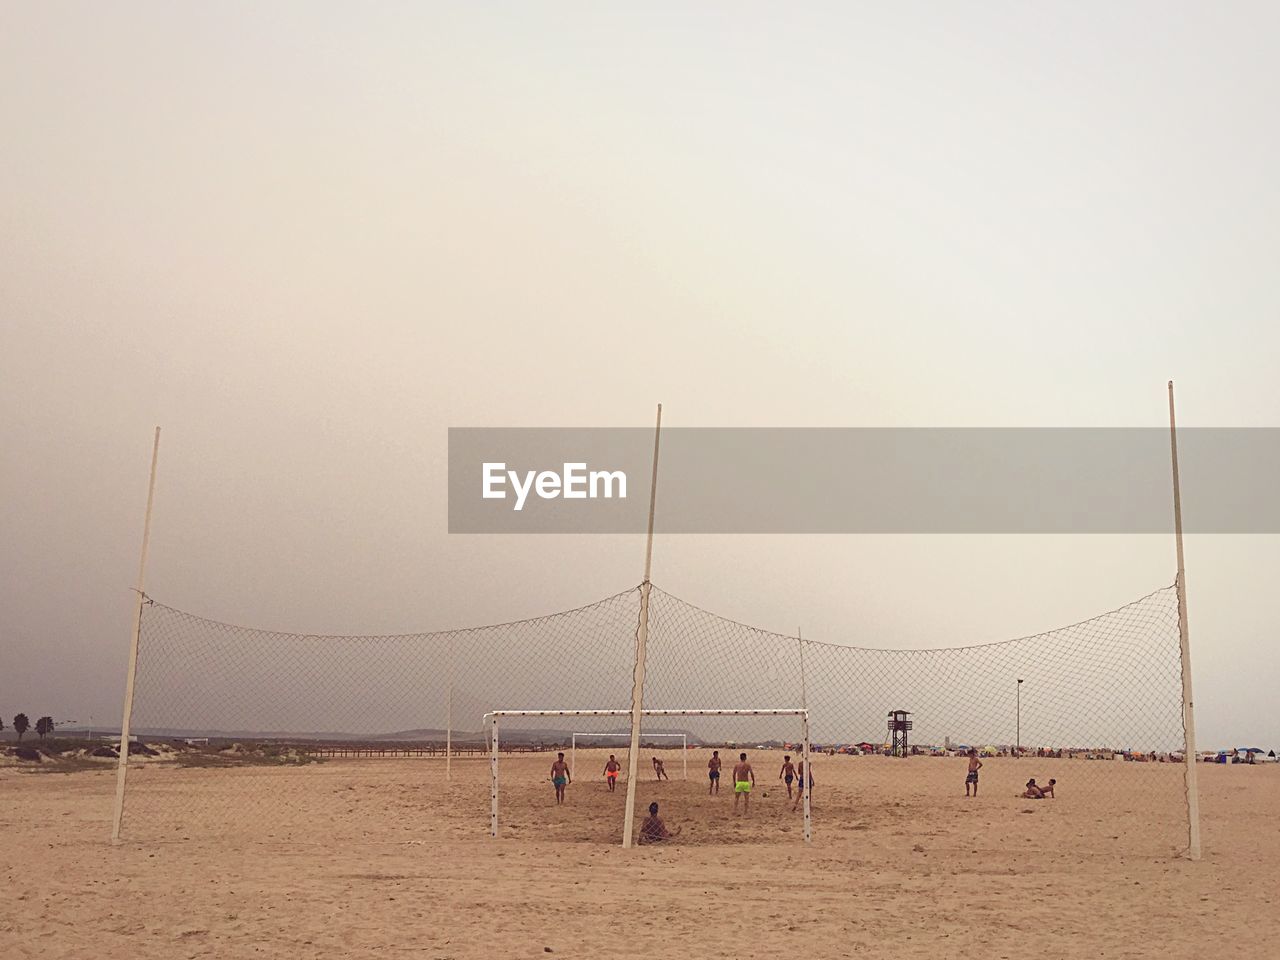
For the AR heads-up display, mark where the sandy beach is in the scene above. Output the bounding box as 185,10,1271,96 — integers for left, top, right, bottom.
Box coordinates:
2,750,1276,959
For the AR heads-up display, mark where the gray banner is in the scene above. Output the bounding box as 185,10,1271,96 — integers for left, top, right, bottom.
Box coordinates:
447,428,1280,533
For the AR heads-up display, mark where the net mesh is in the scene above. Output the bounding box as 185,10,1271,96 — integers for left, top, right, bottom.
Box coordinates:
119,580,1189,852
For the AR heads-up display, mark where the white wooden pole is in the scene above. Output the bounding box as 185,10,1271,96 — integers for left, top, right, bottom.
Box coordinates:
682,733,687,781
802,711,812,844
111,426,161,844
798,627,808,711
489,715,500,837
446,636,454,781
622,404,662,849
571,733,577,779
1168,380,1202,861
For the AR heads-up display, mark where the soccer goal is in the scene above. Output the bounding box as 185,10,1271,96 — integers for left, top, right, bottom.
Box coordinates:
486,708,811,845
570,731,687,781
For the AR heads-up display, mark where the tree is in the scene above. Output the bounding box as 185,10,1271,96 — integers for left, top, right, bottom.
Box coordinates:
13,714,30,741
36,717,54,740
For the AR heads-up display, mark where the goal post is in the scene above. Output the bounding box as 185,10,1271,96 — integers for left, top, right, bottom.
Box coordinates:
571,732,687,781
485,708,810,846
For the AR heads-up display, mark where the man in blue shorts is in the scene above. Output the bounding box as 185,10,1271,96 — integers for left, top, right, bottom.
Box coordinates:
792,758,814,811
550,752,571,804
965,748,982,797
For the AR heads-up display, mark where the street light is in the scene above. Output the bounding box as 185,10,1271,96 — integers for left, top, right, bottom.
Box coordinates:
1016,679,1024,757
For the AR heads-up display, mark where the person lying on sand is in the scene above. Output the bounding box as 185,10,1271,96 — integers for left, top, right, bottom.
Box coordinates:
1039,778,1056,798
638,802,681,844
551,753,571,804
603,754,621,792
652,756,669,781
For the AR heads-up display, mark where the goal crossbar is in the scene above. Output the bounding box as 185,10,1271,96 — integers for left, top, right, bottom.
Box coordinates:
486,708,811,845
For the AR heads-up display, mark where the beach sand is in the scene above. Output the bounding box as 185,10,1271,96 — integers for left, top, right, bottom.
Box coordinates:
1,751,1276,959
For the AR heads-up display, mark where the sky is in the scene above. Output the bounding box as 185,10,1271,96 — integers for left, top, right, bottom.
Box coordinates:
2,2,1277,748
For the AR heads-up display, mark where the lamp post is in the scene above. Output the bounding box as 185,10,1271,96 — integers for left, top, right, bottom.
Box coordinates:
1016,679,1024,757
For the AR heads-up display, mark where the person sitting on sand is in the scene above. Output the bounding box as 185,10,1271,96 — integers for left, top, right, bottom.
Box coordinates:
638,802,681,844
1020,778,1044,799
551,752,571,804
653,756,669,781
603,754,621,792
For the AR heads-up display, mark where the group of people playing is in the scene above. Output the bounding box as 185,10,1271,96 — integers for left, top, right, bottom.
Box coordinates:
709,751,813,813
552,746,1060,846
639,750,813,843
549,748,815,839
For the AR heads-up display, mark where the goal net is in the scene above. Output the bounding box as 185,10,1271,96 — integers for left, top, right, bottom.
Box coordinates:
487,709,811,845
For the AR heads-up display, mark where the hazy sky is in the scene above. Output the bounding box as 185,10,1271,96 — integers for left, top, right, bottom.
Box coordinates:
2,3,1277,748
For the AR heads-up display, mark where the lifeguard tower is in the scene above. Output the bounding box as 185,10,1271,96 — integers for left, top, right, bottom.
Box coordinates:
887,709,913,758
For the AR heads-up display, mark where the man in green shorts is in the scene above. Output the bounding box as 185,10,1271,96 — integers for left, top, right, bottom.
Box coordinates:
732,752,755,815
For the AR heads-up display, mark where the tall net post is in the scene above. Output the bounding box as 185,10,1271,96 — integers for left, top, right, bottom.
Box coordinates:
446,634,454,781
1168,380,1202,860
110,426,161,845
801,709,812,844
622,403,663,849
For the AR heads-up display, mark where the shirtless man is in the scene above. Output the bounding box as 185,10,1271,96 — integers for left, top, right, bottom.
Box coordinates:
792,758,813,811
965,749,983,797
708,750,722,795
732,753,755,814
779,755,796,799
603,754,621,793
1021,777,1056,798
652,756,669,781
638,802,681,844
550,752,571,804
